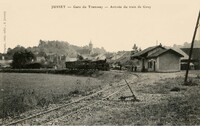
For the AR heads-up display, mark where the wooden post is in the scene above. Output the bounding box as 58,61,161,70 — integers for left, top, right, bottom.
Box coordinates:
184,10,200,83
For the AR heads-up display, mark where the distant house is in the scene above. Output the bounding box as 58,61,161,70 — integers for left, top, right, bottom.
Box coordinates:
65,57,78,62
181,48,200,70
131,44,184,72
94,54,106,60
34,51,46,63
35,55,46,62
0,54,12,68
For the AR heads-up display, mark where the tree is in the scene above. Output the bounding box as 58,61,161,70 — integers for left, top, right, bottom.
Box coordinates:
12,49,35,69
7,45,26,57
131,44,139,55
39,40,46,48
132,44,138,50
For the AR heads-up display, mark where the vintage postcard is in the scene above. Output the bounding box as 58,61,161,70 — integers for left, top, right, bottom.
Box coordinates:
0,0,200,125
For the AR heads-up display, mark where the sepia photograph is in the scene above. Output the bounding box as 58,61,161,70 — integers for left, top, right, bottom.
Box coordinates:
0,0,200,125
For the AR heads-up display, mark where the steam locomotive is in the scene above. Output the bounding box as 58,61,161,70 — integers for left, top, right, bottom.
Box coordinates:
65,59,109,71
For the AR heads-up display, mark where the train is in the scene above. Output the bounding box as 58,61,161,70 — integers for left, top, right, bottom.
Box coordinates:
65,59,110,71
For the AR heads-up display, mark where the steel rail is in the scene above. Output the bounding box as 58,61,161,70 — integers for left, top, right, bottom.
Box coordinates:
45,74,139,125
4,73,139,126
45,83,128,125
4,86,112,126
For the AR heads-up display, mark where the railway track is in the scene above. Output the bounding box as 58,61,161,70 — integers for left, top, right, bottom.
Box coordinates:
4,73,139,126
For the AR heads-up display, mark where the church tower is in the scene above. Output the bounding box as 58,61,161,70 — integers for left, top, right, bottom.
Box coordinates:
89,40,93,54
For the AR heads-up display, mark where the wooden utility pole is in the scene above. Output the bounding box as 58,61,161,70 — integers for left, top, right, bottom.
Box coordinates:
184,10,200,83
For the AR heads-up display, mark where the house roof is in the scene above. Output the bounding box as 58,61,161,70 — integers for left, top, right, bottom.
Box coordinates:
94,54,106,60
132,45,184,59
171,47,189,60
109,51,131,64
147,49,184,58
0,60,12,65
65,57,78,62
131,45,164,58
147,49,168,58
164,46,189,60
82,54,93,60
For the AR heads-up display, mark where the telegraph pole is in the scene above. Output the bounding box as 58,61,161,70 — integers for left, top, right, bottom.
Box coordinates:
3,11,7,54
184,10,200,83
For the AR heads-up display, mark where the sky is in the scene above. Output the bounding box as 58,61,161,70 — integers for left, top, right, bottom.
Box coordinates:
0,0,200,53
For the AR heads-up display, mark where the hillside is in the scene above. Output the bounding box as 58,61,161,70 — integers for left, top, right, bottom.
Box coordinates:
28,40,107,58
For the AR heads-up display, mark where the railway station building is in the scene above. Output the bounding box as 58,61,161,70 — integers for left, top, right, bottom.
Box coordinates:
131,44,184,72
